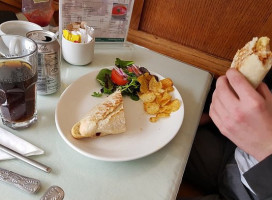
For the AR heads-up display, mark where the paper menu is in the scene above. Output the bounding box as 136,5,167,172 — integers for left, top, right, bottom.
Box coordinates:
59,0,134,42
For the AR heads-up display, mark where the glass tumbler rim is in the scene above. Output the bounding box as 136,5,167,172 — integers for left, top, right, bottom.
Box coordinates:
0,34,37,60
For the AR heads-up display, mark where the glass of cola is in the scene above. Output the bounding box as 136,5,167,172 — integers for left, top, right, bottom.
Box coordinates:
0,35,38,129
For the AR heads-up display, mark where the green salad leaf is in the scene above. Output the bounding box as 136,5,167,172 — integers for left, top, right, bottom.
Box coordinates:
115,58,134,69
96,68,111,84
92,58,143,101
118,73,140,101
95,68,116,94
92,92,103,97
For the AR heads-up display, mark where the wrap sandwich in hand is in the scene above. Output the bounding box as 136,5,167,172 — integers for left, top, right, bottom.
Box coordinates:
231,37,272,88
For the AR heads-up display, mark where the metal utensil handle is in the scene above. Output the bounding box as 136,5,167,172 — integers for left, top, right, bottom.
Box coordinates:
0,168,41,193
41,185,65,200
0,144,51,173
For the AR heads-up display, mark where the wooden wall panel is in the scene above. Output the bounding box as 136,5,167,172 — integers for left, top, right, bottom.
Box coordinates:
0,0,21,13
128,29,230,76
129,0,144,30
128,0,272,76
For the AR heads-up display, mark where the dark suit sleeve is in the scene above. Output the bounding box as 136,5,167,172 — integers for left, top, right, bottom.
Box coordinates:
243,154,272,200
263,69,272,90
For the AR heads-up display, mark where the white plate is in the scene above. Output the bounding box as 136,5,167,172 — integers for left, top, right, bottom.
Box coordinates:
55,70,184,161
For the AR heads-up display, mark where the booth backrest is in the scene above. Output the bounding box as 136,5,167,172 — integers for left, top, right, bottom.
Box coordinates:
128,0,272,76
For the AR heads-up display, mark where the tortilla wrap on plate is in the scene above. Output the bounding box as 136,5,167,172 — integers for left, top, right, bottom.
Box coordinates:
71,90,126,139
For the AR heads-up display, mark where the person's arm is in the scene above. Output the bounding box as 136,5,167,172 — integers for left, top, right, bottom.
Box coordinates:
209,68,272,161
209,68,272,198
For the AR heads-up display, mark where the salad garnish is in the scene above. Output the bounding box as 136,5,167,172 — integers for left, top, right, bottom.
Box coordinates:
92,58,151,101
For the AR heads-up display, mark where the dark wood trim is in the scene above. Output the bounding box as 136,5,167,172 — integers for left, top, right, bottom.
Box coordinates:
127,29,231,76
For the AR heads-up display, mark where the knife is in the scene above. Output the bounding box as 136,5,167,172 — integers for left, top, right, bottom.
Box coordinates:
0,143,51,173
0,167,41,193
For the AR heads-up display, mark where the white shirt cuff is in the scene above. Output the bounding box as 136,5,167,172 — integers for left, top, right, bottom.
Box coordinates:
234,147,259,194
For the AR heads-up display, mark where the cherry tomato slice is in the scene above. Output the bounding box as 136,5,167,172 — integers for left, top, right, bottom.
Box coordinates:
111,69,128,86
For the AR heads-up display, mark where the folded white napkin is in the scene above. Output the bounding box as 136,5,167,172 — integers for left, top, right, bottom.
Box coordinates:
0,127,44,160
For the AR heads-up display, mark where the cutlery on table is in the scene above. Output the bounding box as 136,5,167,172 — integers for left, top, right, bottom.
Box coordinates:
0,143,51,173
41,185,65,200
0,167,41,193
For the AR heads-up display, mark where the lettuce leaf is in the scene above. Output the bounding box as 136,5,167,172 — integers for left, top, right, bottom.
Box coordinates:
115,58,134,69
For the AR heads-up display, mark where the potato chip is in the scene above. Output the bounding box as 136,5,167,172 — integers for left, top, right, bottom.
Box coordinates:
137,73,181,122
155,93,163,104
149,76,163,93
158,105,172,114
137,75,149,93
144,102,160,115
149,117,158,123
139,92,156,103
165,86,174,92
160,78,173,89
160,91,172,106
150,113,170,122
144,72,153,81
166,99,181,112
157,113,171,118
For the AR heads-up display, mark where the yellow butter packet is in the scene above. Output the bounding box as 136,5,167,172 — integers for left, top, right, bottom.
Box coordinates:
63,30,81,43
70,34,81,43
63,30,71,40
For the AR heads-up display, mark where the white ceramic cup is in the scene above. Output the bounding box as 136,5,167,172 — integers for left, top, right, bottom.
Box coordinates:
0,20,43,37
62,35,95,65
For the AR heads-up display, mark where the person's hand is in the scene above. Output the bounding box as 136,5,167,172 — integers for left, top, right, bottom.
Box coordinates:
209,68,272,161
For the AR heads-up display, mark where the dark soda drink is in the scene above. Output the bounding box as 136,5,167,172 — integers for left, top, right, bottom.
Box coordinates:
0,60,37,123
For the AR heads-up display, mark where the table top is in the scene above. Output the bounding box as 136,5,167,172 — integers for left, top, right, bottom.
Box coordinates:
0,42,212,200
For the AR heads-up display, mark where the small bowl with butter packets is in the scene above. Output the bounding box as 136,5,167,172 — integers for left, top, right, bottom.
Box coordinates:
62,22,95,66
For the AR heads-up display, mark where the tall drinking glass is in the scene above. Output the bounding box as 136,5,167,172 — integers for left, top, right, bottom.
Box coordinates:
22,0,54,28
0,35,38,129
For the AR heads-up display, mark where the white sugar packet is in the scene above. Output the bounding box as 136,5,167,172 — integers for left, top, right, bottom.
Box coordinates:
0,127,44,160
